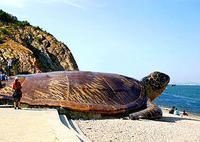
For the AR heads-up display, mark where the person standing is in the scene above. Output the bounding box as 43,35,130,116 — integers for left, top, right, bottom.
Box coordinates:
0,70,2,88
13,77,22,109
7,58,13,76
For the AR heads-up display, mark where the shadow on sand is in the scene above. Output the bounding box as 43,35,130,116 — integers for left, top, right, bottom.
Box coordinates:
156,116,200,123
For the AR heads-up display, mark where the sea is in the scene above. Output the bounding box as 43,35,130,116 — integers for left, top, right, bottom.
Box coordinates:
154,85,200,116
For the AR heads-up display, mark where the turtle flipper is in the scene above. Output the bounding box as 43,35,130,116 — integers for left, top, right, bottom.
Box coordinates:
129,100,162,120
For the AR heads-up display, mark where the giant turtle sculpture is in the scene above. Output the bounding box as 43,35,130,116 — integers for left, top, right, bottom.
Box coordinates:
0,71,169,119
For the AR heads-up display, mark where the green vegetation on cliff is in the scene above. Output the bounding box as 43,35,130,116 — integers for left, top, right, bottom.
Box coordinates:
0,9,30,27
0,9,78,75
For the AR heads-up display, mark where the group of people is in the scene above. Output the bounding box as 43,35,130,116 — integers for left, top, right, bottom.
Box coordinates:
169,106,188,116
0,57,22,109
0,69,8,87
0,57,13,75
0,58,13,88
0,76,22,109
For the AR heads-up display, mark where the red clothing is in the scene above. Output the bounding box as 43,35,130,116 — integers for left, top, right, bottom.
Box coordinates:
13,81,22,90
183,112,188,116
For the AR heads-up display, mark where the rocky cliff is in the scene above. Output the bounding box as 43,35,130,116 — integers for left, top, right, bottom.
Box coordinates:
0,10,79,75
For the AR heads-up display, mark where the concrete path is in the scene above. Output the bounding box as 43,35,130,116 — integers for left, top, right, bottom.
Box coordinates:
0,108,89,142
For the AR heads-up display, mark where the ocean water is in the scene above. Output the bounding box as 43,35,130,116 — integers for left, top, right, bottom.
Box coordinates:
154,85,200,116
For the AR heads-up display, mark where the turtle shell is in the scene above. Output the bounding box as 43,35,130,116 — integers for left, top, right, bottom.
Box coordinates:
0,71,147,114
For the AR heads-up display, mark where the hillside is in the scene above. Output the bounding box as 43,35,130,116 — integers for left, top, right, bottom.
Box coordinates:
0,9,79,75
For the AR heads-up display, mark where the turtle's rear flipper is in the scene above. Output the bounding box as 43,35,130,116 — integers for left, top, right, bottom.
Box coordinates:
129,100,162,120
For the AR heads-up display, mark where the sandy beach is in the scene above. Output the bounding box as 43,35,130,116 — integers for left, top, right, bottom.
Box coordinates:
0,107,200,142
72,108,200,142
0,108,85,142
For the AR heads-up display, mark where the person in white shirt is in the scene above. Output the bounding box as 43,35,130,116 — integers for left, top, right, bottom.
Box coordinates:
7,58,13,76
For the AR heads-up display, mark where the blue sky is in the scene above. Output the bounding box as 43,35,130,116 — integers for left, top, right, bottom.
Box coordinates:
0,0,200,84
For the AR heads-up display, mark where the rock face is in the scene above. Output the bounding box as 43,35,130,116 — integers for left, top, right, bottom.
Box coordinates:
0,10,78,75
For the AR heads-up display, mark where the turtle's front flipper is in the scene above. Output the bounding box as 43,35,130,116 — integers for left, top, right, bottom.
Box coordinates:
129,100,162,120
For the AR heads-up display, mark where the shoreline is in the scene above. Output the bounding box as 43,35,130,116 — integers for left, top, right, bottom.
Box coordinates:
161,106,200,119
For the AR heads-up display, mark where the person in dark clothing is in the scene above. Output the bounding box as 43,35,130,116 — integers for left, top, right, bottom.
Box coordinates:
0,70,2,88
13,77,22,109
183,110,188,116
169,106,176,114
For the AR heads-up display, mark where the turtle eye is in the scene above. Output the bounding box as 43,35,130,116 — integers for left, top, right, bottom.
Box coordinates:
153,74,157,78
160,74,170,85
160,76,165,81
149,78,154,85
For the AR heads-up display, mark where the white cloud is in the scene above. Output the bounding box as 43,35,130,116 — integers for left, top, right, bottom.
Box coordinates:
44,0,86,9
0,0,107,10
0,0,25,8
62,0,86,10
0,0,88,9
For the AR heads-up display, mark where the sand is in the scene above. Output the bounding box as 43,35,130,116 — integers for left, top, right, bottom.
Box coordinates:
72,109,200,142
0,108,82,142
0,107,199,142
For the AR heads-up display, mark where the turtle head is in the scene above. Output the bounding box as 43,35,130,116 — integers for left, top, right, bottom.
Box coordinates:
141,71,170,101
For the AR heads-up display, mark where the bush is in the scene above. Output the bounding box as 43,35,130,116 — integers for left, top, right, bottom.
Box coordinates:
0,38,3,44
0,37,5,44
0,9,30,27
17,20,30,27
12,59,19,75
33,26,41,31
0,28,9,35
0,9,17,23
